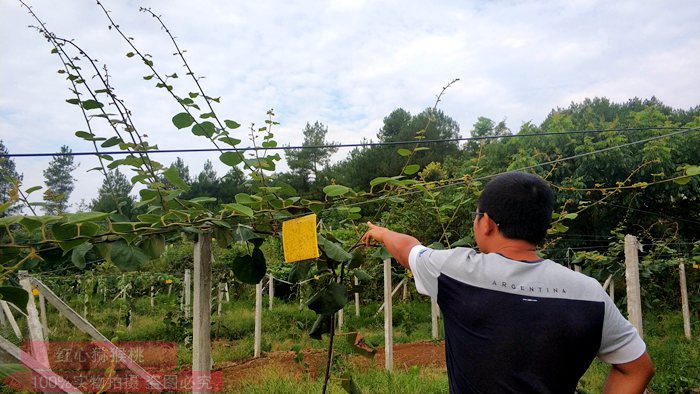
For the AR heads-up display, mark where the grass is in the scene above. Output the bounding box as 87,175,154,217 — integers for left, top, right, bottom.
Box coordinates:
233,365,449,394
1,288,698,393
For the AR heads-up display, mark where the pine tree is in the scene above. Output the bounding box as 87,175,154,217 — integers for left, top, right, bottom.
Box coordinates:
0,140,23,216
43,145,78,215
90,169,136,218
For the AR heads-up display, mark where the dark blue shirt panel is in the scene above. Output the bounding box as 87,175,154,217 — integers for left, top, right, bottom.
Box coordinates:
438,274,604,394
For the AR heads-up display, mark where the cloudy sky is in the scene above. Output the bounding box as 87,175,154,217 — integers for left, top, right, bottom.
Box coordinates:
1,0,699,210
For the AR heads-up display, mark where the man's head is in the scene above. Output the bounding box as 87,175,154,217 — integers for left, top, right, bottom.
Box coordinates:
475,172,554,245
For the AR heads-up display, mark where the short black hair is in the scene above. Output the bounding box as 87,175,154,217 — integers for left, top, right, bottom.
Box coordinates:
477,172,554,245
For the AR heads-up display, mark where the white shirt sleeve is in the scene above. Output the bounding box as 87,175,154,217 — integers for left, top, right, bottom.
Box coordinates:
597,295,647,364
408,245,448,299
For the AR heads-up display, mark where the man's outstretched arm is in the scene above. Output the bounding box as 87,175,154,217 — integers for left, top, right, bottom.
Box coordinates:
603,351,655,394
360,222,420,269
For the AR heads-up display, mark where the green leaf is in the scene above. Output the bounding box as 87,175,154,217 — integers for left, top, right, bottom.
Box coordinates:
234,193,258,204
25,186,42,194
306,282,347,315
214,226,233,249
369,177,391,188
0,287,29,314
220,152,244,167
65,211,110,224
65,98,80,105
19,217,42,232
94,243,112,263
323,184,351,197
71,242,93,269
686,166,700,176
673,176,690,185
340,373,363,394
223,203,255,218
317,234,352,262
403,164,420,175
110,240,150,271
191,121,216,138
348,249,365,269
345,333,376,360
126,52,135,58
52,223,78,240
353,269,371,281
219,137,242,147
140,235,165,259
564,213,579,220
101,137,122,148
75,131,94,140
397,148,411,157
309,314,332,340
81,100,104,110
230,247,266,284
188,197,217,204
224,120,241,129
164,165,189,190
233,224,261,242
555,222,569,233
172,112,195,129
58,238,89,253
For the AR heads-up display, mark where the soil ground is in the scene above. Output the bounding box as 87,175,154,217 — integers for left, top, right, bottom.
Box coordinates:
218,340,447,391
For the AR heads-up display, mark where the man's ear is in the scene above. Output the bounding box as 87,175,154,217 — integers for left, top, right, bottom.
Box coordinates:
483,213,499,235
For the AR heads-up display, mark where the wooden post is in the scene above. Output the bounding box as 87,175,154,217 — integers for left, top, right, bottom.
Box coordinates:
0,301,22,339
254,281,263,358
431,297,440,339
0,302,7,337
354,277,360,317
401,280,408,301
609,278,615,302
679,261,692,340
83,292,89,318
39,292,49,340
602,275,612,291
217,283,223,317
224,282,230,302
383,258,393,371
30,277,164,392
150,286,155,309
574,265,581,273
268,273,274,311
19,271,49,369
337,308,344,330
624,234,643,338
185,269,192,319
168,283,173,296
375,278,407,316
193,231,213,394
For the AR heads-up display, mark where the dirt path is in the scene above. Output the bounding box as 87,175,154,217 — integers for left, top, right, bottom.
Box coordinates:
218,340,446,391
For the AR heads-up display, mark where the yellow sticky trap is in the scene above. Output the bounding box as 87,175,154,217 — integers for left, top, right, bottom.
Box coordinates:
282,214,320,263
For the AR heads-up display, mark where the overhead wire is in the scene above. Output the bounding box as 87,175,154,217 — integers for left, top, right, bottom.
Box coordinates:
0,126,695,158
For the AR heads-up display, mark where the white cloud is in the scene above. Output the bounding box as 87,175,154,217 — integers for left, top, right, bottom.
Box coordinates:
1,0,699,210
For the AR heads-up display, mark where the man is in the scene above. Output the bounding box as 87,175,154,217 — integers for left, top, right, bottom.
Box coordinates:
361,171,654,393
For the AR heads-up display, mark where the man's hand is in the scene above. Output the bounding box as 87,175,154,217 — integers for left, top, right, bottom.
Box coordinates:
360,222,420,269
360,222,389,246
